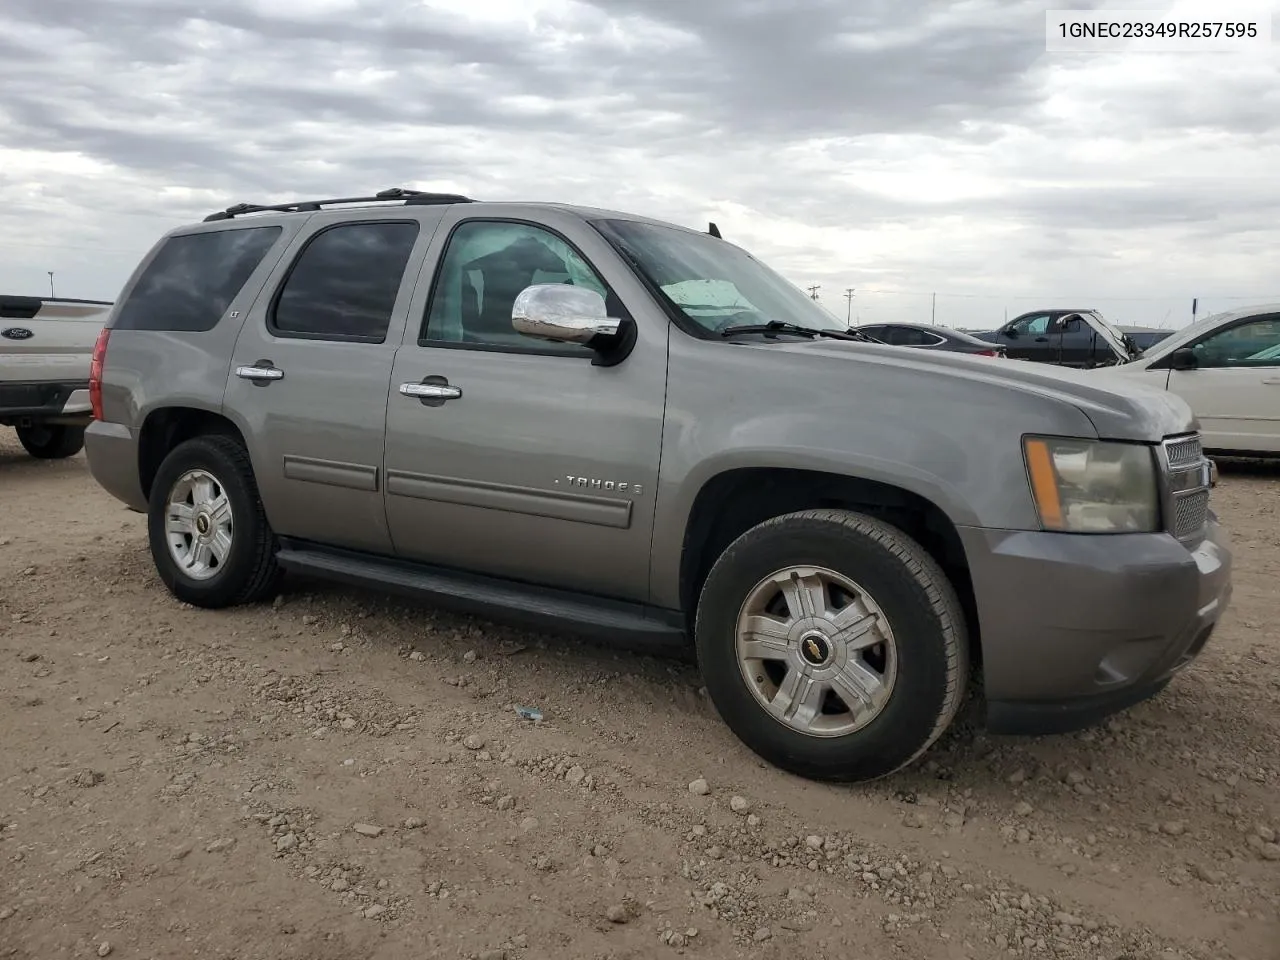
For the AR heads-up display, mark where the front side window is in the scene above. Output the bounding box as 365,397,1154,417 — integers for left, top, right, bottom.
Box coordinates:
1011,314,1050,335
1190,315,1280,368
422,220,607,355
113,226,282,332
271,221,420,341
594,219,846,338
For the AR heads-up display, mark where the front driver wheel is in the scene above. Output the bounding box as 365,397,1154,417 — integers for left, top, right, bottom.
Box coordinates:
694,508,969,783
147,435,280,608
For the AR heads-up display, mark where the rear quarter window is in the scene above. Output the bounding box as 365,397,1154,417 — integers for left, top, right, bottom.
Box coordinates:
112,226,282,332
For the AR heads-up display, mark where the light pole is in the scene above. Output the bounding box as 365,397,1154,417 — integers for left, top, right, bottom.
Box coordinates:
48,271,55,298
844,287,855,325
806,284,821,301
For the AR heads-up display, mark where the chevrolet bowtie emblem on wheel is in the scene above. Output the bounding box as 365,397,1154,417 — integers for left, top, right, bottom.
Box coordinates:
800,633,831,666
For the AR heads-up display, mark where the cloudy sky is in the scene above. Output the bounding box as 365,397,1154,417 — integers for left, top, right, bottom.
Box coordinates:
2,0,1277,330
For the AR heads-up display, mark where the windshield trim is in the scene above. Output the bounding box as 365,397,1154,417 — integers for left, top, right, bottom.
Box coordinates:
589,218,714,342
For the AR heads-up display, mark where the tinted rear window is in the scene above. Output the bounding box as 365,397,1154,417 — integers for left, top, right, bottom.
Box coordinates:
112,226,282,332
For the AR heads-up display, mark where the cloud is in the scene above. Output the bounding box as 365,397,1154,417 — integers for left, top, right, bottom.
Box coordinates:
1,0,1278,329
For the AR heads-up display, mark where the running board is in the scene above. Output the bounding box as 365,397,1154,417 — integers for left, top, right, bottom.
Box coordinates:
275,539,689,655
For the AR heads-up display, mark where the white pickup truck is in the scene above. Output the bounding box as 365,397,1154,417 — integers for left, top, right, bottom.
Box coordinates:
2,295,112,459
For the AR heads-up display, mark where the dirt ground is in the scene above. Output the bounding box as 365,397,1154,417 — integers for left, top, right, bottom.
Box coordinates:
1,432,1277,960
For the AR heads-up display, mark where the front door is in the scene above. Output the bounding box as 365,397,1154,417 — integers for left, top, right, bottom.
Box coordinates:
1000,313,1052,361
1164,312,1280,452
225,210,443,553
382,213,668,602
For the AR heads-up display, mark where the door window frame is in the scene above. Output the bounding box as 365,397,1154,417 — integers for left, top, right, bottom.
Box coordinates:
266,218,423,345
416,217,625,360
1009,313,1051,335
1181,312,1280,370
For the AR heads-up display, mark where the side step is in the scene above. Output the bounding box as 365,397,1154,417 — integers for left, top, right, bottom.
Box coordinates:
275,539,689,655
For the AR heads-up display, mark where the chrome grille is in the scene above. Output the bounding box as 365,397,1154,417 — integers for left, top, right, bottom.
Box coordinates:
1173,489,1210,537
1164,435,1203,469
1160,434,1210,540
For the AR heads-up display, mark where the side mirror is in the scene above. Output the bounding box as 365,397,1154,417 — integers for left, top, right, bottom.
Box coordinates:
511,284,622,345
1002,326,1019,338
1169,347,1198,371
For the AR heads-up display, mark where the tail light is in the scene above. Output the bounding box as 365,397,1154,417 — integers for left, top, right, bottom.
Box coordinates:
89,327,110,420
976,348,999,357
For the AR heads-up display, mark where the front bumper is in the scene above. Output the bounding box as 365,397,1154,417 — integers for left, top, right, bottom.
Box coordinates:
959,517,1232,735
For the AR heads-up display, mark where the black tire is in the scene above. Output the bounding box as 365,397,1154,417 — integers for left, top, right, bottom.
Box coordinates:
694,508,969,783
17,424,85,459
147,435,280,608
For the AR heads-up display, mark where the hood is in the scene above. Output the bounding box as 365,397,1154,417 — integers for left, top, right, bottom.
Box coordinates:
757,338,1197,441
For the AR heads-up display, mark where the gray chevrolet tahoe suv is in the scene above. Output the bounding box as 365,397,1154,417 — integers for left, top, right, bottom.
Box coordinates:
84,187,1232,783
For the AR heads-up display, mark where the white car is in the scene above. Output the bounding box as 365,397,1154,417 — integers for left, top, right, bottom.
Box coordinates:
1103,303,1280,455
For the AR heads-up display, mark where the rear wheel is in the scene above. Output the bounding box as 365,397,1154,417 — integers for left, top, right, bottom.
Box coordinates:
17,424,85,459
694,508,969,782
147,435,280,608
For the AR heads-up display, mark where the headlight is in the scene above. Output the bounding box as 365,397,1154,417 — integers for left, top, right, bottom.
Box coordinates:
1022,436,1159,533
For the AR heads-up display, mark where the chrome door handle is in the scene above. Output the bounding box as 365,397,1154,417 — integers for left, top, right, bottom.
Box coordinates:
399,383,461,399
400,376,461,407
236,361,284,384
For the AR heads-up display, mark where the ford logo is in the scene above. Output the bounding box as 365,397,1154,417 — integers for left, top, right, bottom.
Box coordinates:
2,327,34,340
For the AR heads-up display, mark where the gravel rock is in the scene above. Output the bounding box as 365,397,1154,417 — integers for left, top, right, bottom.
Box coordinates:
353,823,384,837
1160,821,1186,837
1260,843,1280,862
729,795,751,814
363,904,387,919
462,650,477,664
566,765,586,784
205,837,236,853
688,778,710,796
1014,801,1034,817
463,734,486,751
403,816,426,829
606,903,628,923
408,651,425,662
753,926,773,942
97,943,112,957
275,832,298,852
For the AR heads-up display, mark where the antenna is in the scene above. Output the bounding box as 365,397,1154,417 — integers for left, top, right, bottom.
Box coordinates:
708,222,722,239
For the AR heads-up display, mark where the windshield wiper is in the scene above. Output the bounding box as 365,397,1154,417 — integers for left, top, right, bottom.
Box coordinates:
720,320,880,343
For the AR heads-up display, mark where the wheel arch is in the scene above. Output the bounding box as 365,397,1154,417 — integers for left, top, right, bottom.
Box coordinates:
676,466,980,667
138,406,248,502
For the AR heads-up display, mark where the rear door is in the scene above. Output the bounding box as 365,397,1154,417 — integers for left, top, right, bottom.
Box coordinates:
224,208,444,554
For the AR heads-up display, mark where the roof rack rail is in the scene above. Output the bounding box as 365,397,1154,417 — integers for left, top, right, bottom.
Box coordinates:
202,187,474,222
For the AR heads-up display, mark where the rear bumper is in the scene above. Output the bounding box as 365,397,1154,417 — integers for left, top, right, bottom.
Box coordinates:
0,380,91,424
959,517,1232,735
84,420,147,512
